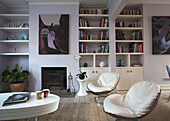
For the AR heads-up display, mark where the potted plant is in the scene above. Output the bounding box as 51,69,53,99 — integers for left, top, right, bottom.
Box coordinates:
0,64,29,92
76,69,88,80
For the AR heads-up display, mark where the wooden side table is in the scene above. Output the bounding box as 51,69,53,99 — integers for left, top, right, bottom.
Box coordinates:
77,78,88,96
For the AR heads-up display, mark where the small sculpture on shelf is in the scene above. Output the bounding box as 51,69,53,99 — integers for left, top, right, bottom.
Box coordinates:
117,59,123,67
7,35,18,40
99,61,105,67
84,63,88,67
19,23,29,28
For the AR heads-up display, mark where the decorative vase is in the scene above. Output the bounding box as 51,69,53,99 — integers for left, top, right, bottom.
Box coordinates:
99,61,105,67
10,82,25,92
79,74,85,80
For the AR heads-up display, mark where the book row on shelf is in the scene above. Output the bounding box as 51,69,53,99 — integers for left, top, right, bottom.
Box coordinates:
79,9,108,14
119,9,141,15
79,18,89,27
79,30,92,40
115,21,141,27
131,31,143,40
116,43,143,53
100,18,109,27
98,44,109,53
79,43,109,53
116,31,142,40
79,18,108,27
79,43,88,53
79,30,109,40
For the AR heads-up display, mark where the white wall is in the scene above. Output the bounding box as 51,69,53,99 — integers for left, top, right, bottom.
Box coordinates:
143,3,170,84
29,3,79,91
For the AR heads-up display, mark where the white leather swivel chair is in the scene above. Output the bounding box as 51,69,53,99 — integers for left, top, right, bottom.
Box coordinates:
88,72,120,105
104,81,161,121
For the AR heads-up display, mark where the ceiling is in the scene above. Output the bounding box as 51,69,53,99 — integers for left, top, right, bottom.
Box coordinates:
0,0,170,10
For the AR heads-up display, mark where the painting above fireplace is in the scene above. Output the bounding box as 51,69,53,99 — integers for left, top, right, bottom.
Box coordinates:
39,14,69,54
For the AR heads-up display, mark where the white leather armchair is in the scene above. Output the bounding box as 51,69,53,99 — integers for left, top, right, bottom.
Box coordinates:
103,81,161,121
88,72,120,105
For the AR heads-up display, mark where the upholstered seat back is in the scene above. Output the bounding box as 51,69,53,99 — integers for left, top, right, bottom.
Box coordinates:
125,81,160,116
96,72,119,88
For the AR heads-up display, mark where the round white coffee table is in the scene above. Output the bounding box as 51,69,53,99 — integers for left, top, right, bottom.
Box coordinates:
0,92,60,121
77,78,88,96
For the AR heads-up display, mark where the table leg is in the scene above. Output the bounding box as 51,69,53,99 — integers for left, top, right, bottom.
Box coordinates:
35,117,37,121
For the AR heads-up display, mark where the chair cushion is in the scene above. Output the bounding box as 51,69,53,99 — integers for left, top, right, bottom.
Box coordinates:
104,94,139,118
88,72,119,93
103,81,161,119
88,82,113,93
87,72,119,93
125,81,160,117
97,72,119,87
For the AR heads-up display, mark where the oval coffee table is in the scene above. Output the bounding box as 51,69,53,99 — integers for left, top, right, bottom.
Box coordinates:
0,92,60,121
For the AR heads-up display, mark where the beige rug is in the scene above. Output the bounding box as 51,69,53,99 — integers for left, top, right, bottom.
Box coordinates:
12,102,90,121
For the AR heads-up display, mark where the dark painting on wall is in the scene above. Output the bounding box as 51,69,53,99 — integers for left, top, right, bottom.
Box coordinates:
39,14,69,54
152,16,170,54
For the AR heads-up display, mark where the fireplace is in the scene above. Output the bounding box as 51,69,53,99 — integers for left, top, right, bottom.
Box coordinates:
41,67,67,93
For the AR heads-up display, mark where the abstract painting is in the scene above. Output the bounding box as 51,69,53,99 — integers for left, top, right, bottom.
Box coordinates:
152,16,170,54
39,14,69,54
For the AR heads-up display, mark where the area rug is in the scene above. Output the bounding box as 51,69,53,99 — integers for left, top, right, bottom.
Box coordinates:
15,102,90,121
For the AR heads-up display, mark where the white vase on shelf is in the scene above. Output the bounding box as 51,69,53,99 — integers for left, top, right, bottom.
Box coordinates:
99,61,105,67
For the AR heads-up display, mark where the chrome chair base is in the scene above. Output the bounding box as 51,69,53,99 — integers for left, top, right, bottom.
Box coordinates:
94,95,106,105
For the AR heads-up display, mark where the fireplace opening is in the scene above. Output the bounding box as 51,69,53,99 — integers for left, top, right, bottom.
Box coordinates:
42,67,67,94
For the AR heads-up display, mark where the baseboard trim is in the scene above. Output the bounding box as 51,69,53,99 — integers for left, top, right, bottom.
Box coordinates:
159,84,170,90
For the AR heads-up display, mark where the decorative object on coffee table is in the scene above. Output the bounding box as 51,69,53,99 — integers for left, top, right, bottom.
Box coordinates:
0,64,29,92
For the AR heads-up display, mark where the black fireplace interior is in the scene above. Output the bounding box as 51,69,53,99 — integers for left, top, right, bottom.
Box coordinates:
42,67,67,93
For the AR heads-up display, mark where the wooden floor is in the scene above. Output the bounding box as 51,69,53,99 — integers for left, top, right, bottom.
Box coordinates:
9,90,170,121
59,90,170,121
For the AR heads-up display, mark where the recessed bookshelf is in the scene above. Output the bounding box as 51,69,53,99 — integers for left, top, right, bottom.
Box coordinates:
115,5,144,90
79,8,110,69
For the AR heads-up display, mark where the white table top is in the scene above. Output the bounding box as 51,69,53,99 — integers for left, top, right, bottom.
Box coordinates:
0,92,60,120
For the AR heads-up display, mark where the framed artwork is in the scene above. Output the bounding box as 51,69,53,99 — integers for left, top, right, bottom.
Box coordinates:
39,14,69,54
152,16,170,54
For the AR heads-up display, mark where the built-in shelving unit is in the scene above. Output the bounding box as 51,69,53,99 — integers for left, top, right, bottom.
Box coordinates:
79,40,109,42
79,9,109,68
117,15,143,19
115,5,144,90
0,13,29,55
116,40,143,42
0,53,29,55
115,10,143,68
0,13,29,70
79,27,109,30
0,40,29,42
